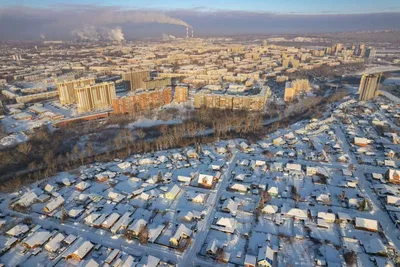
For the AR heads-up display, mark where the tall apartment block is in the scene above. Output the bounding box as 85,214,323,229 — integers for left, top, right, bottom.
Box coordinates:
284,87,296,102
359,73,381,101
113,87,172,114
284,79,311,102
75,82,116,113
121,70,150,90
193,87,268,111
175,86,189,103
141,78,171,90
57,77,95,105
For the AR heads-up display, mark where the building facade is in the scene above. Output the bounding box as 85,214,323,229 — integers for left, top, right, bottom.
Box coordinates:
112,87,172,114
194,87,268,111
57,77,95,105
75,82,116,113
175,86,189,103
284,79,311,102
359,73,381,101
121,70,150,91
141,78,171,90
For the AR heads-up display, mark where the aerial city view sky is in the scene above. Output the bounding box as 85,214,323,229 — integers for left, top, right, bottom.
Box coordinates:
1,0,400,39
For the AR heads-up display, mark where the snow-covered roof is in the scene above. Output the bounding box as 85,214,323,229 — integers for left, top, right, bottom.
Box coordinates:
283,207,308,220
117,161,131,170
216,217,236,229
245,254,257,266
262,205,279,214
17,191,38,207
257,246,275,264
191,193,206,204
71,241,94,260
170,224,192,244
128,218,147,235
45,233,65,252
166,185,181,199
23,231,51,248
286,163,302,172
317,212,335,222
222,198,239,215
138,255,160,267
44,195,65,213
75,181,91,191
355,217,378,231
7,224,29,237
231,183,248,192
387,195,400,206
101,212,120,229
68,207,84,218
198,173,214,186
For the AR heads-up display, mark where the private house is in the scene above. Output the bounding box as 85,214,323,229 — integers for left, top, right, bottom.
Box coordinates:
165,185,181,200
75,181,91,191
257,246,275,267
231,183,248,193
6,224,29,237
191,193,206,204
169,224,192,246
127,219,147,237
385,169,400,184
221,198,239,216
22,231,52,249
43,196,65,213
213,217,237,233
45,233,65,252
267,186,279,197
16,191,38,208
68,208,85,219
317,212,336,223
66,241,94,261
244,254,257,267
355,217,378,232
262,205,279,215
354,137,372,147
198,174,214,188
101,213,120,229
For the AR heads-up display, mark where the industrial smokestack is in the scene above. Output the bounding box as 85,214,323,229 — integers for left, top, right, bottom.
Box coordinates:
186,27,189,39
191,28,194,38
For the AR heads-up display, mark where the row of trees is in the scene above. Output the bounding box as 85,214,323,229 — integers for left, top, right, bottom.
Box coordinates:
0,89,346,192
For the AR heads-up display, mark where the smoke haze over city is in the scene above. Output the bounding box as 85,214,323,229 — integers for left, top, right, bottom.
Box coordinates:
0,1,400,40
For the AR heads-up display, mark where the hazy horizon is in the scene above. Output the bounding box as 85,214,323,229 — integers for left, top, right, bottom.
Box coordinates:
1,2,400,40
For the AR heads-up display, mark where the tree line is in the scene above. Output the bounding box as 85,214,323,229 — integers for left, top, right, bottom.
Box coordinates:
0,90,346,192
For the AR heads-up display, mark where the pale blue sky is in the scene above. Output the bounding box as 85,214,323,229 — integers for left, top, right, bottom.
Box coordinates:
2,0,400,14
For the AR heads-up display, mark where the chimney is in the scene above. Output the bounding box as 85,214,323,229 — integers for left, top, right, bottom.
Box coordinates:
186,27,189,39
192,28,194,38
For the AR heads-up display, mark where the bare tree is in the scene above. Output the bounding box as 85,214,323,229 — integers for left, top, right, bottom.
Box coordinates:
137,129,146,139
344,251,357,266
215,247,225,262
138,225,149,244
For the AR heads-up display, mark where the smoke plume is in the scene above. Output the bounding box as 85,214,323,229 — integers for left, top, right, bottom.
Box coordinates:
107,27,125,42
72,26,100,41
72,26,125,42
